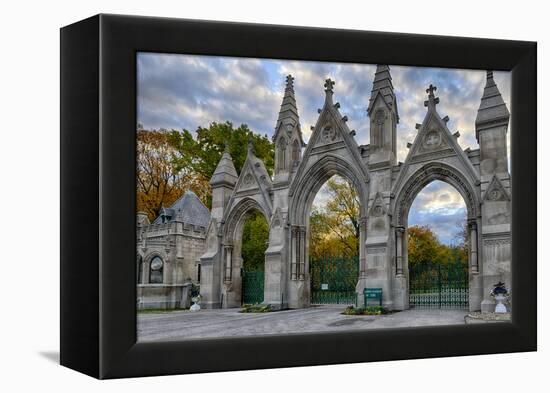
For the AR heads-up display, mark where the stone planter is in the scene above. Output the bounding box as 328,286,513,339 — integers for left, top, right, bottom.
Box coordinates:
190,296,201,312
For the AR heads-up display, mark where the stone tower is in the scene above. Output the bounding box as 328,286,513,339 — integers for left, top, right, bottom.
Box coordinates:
475,71,512,312
200,146,238,308
363,65,400,309
209,145,238,221
367,65,399,167
273,74,306,183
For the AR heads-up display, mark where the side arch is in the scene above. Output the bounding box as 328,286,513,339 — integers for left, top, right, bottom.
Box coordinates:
223,197,271,244
220,196,271,307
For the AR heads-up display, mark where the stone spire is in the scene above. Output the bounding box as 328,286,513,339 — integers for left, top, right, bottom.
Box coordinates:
367,65,399,166
273,74,305,179
367,65,399,122
210,144,238,188
274,74,300,134
475,71,510,141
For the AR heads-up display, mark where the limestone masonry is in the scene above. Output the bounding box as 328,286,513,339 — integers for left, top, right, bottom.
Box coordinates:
138,66,511,312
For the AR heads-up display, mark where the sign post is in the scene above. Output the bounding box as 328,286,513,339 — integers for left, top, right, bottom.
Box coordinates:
364,288,383,307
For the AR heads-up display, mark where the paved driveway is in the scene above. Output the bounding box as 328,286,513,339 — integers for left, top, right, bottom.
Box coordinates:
137,306,468,342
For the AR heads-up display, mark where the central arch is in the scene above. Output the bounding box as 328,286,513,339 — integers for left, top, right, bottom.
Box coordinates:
288,154,369,308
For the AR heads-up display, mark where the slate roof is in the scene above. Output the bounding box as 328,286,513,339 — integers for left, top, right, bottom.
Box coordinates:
153,191,211,227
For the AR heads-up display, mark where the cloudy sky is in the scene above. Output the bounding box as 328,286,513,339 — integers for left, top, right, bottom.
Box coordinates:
137,52,511,244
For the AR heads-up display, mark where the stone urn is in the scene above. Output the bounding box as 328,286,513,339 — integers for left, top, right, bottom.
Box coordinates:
490,281,509,314
190,295,201,312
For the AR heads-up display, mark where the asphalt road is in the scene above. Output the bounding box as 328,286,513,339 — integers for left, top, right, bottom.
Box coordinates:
137,306,469,342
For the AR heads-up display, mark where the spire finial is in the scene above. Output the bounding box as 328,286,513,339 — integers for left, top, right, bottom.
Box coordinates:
224,140,230,154
324,78,335,104
324,78,335,93
247,136,255,155
424,84,440,109
285,74,294,89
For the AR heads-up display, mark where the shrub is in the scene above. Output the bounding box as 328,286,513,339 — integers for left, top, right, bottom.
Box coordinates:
241,304,273,313
342,305,388,315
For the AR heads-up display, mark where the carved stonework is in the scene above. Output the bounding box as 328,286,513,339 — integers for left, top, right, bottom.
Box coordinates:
483,175,510,202
243,173,254,186
422,130,442,149
484,238,511,246
321,124,338,143
395,163,477,226
367,247,387,254
369,192,386,217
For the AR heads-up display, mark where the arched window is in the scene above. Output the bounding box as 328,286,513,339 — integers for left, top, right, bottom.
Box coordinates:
149,256,164,284
277,137,287,171
292,139,300,166
137,255,143,284
374,109,385,147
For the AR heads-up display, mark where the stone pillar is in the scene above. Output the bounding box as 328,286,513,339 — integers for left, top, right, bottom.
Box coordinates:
290,226,298,280
298,227,306,280
468,220,479,273
288,224,309,308
359,217,367,277
395,227,405,276
224,245,233,282
355,216,368,306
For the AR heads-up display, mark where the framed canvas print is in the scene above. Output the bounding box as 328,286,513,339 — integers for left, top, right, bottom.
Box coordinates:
60,14,536,379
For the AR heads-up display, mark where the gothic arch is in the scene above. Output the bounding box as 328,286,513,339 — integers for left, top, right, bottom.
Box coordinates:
223,197,271,244
392,162,480,228
289,154,369,226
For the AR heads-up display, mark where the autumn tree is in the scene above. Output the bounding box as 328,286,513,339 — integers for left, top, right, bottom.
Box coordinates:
407,224,468,267
137,128,209,221
309,176,360,259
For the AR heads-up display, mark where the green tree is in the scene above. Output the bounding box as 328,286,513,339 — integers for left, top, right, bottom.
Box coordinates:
168,121,275,182
241,211,269,270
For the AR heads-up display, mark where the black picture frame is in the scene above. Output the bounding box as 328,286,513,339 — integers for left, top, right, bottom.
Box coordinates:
60,14,536,379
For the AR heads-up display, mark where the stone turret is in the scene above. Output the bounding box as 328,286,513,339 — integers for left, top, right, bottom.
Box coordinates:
475,71,510,177
475,71,512,313
367,65,399,167
209,145,238,221
273,74,305,183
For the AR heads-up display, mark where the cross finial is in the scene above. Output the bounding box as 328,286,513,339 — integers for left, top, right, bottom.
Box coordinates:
324,78,335,93
285,74,294,88
424,84,440,109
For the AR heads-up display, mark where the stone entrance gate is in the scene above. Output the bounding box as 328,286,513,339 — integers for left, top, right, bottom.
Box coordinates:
200,67,511,312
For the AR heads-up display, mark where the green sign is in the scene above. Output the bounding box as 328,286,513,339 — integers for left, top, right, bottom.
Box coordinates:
364,288,382,306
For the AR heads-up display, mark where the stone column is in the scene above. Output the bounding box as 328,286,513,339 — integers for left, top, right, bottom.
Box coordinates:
298,226,306,280
224,245,233,282
468,220,478,273
395,227,405,276
290,226,298,280
359,217,367,277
